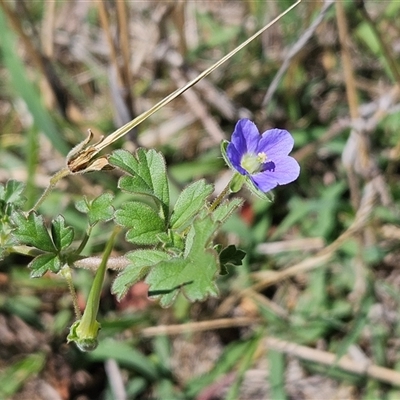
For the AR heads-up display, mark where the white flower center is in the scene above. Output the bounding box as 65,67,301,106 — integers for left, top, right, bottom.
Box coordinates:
241,152,268,174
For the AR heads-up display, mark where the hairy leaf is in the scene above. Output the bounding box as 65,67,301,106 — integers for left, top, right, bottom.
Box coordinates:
75,193,114,226
219,245,246,275
109,149,169,218
170,180,213,232
0,180,26,206
112,250,170,300
12,212,55,252
29,253,61,277
146,215,220,307
115,202,167,245
51,215,74,251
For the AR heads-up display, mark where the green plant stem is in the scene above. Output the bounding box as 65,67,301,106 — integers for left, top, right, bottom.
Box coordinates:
30,167,71,213
61,266,82,319
74,225,93,256
71,225,121,350
25,126,39,209
209,181,231,212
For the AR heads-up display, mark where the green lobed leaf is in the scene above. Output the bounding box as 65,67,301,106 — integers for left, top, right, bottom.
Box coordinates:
109,149,169,218
108,148,139,176
29,253,61,277
11,212,56,252
0,180,26,206
170,180,214,232
115,202,167,245
75,198,90,214
146,215,220,307
90,193,114,224
51,215,74,251
219,245,246,272
112,249,170,300
75,193,115,226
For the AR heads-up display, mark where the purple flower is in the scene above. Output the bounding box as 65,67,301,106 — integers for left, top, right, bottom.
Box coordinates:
226,119,300,193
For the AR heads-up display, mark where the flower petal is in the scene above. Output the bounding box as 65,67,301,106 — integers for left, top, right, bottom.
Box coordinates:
251,156,300,192
250,174,278,193
226,143,247,175
231,119,260,154
257,128,294,158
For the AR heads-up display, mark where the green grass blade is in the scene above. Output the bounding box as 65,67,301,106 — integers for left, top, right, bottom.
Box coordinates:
268,350,287,400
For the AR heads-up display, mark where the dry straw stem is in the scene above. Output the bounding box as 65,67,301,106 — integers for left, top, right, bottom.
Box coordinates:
336,1,359,122
140,317,260,338
256,237,325,255
97,0,124,88
265,337,400,388
336,0,366,210
104,359,127,400
116,0,132,91
336,2,393,300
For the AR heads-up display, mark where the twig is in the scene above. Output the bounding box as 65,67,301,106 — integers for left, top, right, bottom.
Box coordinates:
336,1,359,122
256,237,325,255
104,359,127,400
140,317,259,337
265,337,400,388
97,0,123,88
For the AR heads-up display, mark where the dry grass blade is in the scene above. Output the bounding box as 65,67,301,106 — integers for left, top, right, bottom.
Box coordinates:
140,317,259,337
265,337,400,387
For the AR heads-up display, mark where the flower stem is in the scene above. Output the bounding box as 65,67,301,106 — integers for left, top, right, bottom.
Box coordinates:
30,167,71,213
74,226,93,256
209,181,232,212
60,266,81,320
